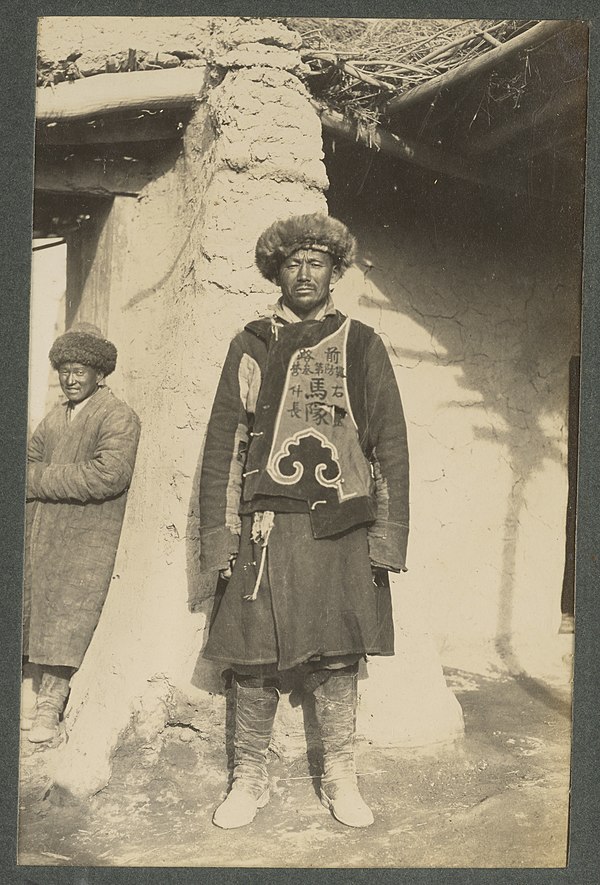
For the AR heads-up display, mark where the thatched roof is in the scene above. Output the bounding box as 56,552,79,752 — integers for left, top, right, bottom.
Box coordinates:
292,18,587,203
37,17,537,123
283,18,538,126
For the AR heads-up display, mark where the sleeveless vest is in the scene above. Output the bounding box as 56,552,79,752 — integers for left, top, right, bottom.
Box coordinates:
241,313,377,538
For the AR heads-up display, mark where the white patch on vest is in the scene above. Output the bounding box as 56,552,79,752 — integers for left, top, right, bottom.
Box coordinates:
238,353,261,414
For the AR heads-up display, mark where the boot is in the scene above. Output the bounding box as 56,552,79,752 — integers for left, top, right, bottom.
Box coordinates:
28,667,71,744
313,666,374,828
212,675,279,829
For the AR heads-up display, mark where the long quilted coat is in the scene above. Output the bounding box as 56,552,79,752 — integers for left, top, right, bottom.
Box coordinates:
200,308,410,670
23,386,140,668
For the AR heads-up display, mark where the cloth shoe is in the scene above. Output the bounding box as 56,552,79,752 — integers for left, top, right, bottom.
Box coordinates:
212,783,270,829
28,704,60,743
28,668,71,744
212,677,279,829
313,667,374,828
320,781,374,828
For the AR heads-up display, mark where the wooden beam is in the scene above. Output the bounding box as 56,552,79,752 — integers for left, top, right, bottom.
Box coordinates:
316,103,527,195
35,153,155,196
37,108,192,145
36,67,208,123
385,21,571,116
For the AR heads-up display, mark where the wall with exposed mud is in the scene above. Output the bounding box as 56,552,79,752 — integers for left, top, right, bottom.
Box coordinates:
327,150,581,680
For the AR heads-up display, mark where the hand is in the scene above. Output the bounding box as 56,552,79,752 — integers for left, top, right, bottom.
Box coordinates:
371,565,389,588
219,555,238,581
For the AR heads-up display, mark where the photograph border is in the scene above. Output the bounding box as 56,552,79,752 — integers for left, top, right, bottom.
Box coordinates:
1,1,599,883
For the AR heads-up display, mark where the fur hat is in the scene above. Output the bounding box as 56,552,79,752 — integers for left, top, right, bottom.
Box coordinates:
49,323,117,376
255,213,357,283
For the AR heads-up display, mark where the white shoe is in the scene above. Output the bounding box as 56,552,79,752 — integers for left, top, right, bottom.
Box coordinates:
320,784,374,828
20,713,35,732
28,705,60,743
28,722,59,743
212,785,269,829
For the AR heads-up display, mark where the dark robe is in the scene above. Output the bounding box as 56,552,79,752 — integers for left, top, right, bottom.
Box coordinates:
200,309,409,670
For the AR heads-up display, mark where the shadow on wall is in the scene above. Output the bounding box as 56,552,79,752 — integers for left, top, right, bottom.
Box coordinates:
327,147,581,716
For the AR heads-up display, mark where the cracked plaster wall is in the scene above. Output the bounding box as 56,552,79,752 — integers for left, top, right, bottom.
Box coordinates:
329,194,580,683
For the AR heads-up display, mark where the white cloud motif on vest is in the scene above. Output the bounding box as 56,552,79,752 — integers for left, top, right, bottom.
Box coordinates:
268,428,358,501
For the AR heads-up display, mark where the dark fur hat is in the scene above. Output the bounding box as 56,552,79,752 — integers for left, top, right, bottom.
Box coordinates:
49,323,117,376
255,213,357,283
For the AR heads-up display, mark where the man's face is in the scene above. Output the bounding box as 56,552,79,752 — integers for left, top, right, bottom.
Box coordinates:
58,362,104,404
278,248,341,320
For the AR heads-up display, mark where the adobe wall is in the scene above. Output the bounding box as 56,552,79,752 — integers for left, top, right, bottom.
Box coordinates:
328,165,580,683
37,16,215,81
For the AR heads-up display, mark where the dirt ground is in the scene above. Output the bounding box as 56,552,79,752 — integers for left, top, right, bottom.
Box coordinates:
17,668,572,869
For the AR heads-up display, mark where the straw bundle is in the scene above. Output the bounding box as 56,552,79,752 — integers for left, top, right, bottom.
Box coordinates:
287,18,537,125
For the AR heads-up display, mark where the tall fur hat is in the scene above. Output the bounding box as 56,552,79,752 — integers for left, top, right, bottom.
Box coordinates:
255,213,357,283
49,323,117,376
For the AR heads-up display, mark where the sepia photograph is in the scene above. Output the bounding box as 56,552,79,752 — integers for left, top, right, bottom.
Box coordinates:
16,14,587,869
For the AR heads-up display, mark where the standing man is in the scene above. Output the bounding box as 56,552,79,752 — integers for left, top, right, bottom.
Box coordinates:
23,323,141,743
200,214,409,829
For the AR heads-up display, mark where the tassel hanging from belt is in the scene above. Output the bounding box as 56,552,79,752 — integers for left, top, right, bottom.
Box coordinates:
244,511,275,601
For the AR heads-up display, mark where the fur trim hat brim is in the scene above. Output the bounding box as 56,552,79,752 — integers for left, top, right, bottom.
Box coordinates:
255,213,357,283
49,324,117,376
